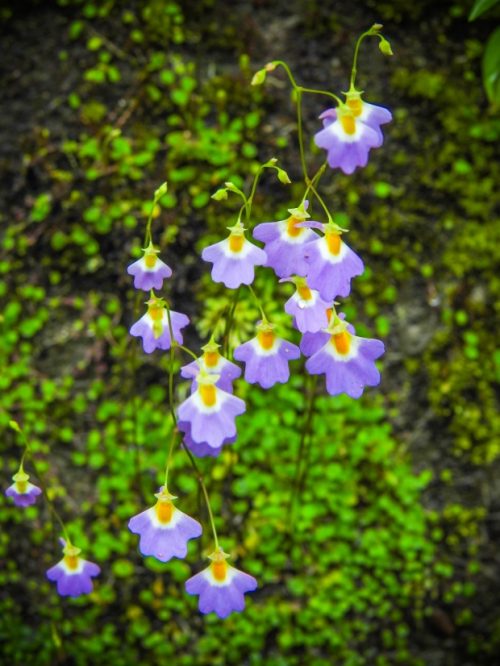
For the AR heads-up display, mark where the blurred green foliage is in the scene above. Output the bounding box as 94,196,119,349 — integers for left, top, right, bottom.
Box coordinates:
0,0,499,664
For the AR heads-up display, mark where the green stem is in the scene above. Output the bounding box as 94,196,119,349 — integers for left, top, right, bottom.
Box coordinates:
11,424,71,544
246,284,268,322
296,89,308,181
350,28,379,90
271,60,300,90
222,287,241,357
298,86,343,106
162,309,220,550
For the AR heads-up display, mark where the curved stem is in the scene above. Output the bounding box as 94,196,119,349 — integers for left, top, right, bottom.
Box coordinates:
299,86,342,106
10,424,71,543
350,29,375,90
271,60,300,90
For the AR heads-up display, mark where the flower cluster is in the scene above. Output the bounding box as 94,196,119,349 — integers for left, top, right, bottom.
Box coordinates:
7,27,392,617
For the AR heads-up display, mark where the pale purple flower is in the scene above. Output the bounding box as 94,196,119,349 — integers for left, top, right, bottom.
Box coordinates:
181,341,241,394
130,295,189,353
177,372,245,450
305,315,384,398
300,311,354,357
185,548,257,619
320,90,392,145
314,101,382,174
46,541,100,597
128,487,202,561
301,223,364,302
5,468,42,508
282,277,330,333
253,201,317,278
202,222,266,289
127,242,172,291
233,321,300,389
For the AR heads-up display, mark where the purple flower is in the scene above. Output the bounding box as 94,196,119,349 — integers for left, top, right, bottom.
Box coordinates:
314,99,383,174
305,314,384,398
46,541,100,597
320,89,392,145
181,341,241,394
130,295,189,353
202,222,267,289
282,277,330,333
185,547,257,619
253,202,317,278
233,321,300,389
5,468,42,508
127,242,172,291
177,372,245,451
300,310,354,357
128,487,202,561
301,223,364,302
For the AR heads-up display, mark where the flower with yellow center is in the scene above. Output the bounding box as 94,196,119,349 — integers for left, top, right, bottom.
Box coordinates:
129,486,202,562
186,547,258,618
127,241,172,291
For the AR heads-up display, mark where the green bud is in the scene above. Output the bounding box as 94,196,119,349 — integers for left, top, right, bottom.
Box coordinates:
263,157,278,167
154,182,168,200
251,69,267,86
371,23,383,32
211,188,228,201
379,37,393,56
277,168,291,184
9,420,21,433
224,181,240,193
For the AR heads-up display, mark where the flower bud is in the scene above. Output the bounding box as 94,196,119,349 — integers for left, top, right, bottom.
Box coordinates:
277,168,291,184
379,37,393,56
211,188,228,201
251,69,267,86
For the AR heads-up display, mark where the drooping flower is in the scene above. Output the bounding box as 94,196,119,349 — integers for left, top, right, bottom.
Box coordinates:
300,222,364,302
46,540,100,597
130,294,189,353
5,467,42,508
185,547,257,619
253,201,317,278
305,313,384,398
127,242,172,291
319,88,392,146
281,277,330,333
181,340,241,394
201,221,267,289
233,320,300,389
177,371,245,452
128,487,202,561
314,90,387,174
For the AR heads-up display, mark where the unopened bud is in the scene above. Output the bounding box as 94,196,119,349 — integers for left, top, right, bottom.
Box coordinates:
251,69,267,86
212,188,228,201
154,182,168,200
277,168,291,184
379,37,393,56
